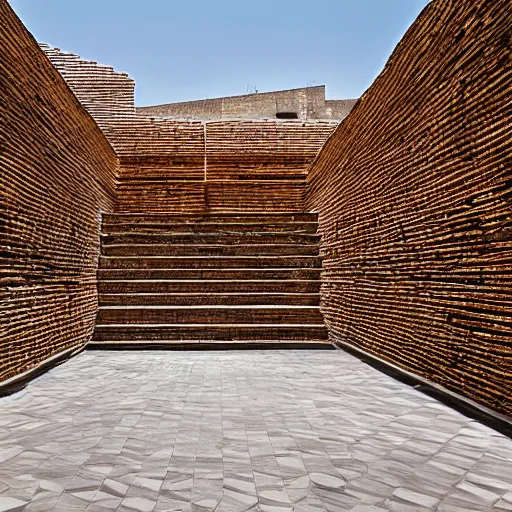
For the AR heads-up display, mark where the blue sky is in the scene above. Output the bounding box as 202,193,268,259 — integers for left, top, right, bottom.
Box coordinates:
9,0,430,107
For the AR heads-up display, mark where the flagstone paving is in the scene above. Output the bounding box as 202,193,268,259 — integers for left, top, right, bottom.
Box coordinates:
0,349,511,511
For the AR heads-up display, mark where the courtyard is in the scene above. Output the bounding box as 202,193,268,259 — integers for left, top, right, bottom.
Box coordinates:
1,350,511,512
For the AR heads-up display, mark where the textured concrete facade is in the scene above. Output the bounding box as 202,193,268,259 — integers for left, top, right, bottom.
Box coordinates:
136,86,358,121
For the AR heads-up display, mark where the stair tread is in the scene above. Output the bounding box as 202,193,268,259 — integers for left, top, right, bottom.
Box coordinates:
99,279,322,283
100,268,321,271
99,292,320,295
88,340,331,345
97,211,326,346
102,227,317,231
101,255,319,259
101,232,319,236
104,212,317,216
99,305,320,309
95,323,326,328
103,220,318,222
102,243,319,247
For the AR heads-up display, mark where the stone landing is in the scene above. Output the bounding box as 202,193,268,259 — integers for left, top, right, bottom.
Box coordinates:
1,350,511,511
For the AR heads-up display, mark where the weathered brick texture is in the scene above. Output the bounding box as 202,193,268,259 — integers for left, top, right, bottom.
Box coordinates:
0,1,118,382
203,120,336,212
40,44,135,130
306,0,512,415
41,48,337,213
109,118,336,212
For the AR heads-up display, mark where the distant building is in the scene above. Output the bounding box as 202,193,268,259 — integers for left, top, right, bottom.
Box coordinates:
40,43,356,123
136,86,357,121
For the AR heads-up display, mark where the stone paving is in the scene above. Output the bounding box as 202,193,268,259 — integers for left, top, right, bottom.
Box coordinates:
0,350,511,512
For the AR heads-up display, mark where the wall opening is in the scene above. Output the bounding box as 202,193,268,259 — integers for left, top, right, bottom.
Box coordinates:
276,112,298,119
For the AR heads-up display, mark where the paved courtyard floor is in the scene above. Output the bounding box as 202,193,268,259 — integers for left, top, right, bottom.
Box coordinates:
0,350,511,512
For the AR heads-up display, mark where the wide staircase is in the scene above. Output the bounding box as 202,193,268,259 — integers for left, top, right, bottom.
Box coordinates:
91,212,329,348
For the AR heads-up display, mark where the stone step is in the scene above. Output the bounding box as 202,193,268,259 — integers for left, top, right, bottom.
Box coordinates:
98,292,321,306
103,212,318,224
98,268,322,280
100,233,320,246
102,244,319,257
99,255,322,269
95,211,326,347
96,305,323,325
98,280,321,294
87,340,333,349
92,324,328,342
101,221,318,235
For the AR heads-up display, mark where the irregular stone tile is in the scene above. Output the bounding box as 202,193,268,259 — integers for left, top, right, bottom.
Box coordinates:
24,495,60,511
259,504,294,512
0,497,28,512
215,493,258,512
309,472,346,490
495,492,512,511
1,351,512,511
132,476,163,492
121,496,157,512
392,487,440,508
257,488,292,507
224,477,257,496
350,506,388,512
155,497,191,511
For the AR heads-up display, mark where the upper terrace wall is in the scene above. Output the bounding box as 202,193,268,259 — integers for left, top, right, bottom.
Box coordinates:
325,100,359,120
306,0,512,415
109,118,336,212
41,49,337,212
0,1,118,383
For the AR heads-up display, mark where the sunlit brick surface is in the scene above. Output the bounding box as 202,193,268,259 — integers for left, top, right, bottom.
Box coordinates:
306,0,512,415
0,1,118,383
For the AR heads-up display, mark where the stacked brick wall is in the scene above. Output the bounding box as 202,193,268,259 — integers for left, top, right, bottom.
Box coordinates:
306,0,512,415
109,118,336,212
0,1,118,382
205,120,335,211
40,49,337,212
109,118,205,212
40,44,135,130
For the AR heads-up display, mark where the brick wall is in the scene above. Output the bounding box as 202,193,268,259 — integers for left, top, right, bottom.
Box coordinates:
0,1,118,382
40,44,135,130
306,0,512,415
109,118,337,212
41,48,337,213
204,120,335,211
